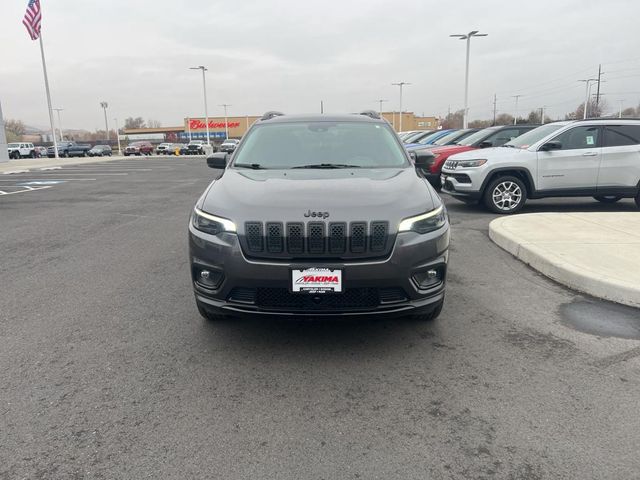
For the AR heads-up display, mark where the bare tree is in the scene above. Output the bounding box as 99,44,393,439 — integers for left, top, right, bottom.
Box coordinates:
147,119,162,128
495,113,515,125
124,117,146,129
4,119,26,142
440,110,465,129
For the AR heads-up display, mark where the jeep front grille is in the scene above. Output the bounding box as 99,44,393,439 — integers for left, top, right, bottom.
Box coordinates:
241,221,391,259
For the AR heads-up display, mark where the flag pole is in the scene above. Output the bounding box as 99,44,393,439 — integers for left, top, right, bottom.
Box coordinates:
38,33,58,159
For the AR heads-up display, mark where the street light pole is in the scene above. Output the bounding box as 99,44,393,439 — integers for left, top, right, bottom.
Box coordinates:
100,102,109,141
114,117,122,155
391,82,411,132
511,95,522,125
578,79,598,119
53,108,64,141
190,66,210,145
377,99,388,118
619,99,625,118
219,104,231,139
450,30,487,129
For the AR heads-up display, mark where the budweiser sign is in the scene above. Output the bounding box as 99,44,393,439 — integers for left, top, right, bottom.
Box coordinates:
188,119,241,130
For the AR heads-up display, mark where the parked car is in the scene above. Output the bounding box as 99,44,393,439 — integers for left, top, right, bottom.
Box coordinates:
398,130,423,140
124,141,154,156
155,143,174,155
88,145,113,157
441,119,640,213
190,111,449,322
66,144,93,157
47,141,78,158
187,140,206,155
403,130,435,144
412,125,539,188
7,142,37,159
428,128,479,147
405,129,455,149
35,146,48,157
219,139,240,153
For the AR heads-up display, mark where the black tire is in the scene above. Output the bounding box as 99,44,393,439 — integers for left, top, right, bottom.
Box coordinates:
30,151,36,158
196,301,226,321
411,298,444,322
83,151,88,157
63,151,69,158
483,175,528,214
594,195,622,204
635,192,640,209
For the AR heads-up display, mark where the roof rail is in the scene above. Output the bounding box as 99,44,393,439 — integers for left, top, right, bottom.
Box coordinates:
261,111,285,121
359,110,381,120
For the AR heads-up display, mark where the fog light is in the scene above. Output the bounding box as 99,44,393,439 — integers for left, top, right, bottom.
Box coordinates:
413,268,443,289
193,266,223,289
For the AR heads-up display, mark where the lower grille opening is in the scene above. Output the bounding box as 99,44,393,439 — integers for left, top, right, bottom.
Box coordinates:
256,288,380,311
228,287,257,304
379,287,408,304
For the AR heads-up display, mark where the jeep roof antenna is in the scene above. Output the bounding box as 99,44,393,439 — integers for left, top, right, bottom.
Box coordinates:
261,111,285,121
359,110,381,120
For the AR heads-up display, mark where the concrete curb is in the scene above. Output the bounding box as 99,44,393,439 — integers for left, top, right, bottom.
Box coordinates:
489,215,640,308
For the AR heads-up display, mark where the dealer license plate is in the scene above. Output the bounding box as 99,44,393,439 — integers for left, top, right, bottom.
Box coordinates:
291,268,343,293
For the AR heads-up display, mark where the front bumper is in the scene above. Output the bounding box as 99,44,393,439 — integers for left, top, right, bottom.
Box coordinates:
189,223,449,317
440,170,483,201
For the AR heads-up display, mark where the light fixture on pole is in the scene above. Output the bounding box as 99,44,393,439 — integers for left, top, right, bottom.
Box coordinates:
511,95,522,125
450,30,487,129
100,102,110,141
578,79,598,119
53,108,64,141
219,104,231,139
391,82,411,132
114,117,122,155
190,66,210,145
377,99,388,118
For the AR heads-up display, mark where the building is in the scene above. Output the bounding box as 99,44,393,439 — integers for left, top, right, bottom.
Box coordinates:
121,112,439,143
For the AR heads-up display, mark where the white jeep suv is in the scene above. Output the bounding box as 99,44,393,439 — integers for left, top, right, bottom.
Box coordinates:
7,142,36,159
441,119,640,213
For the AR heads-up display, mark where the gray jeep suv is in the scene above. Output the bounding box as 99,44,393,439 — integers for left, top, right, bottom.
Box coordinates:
189,111,450,320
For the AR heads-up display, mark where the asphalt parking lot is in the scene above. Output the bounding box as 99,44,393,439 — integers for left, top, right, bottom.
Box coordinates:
1,157,639,479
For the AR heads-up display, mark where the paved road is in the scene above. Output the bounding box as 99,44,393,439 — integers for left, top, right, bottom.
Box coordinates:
1,157,639,479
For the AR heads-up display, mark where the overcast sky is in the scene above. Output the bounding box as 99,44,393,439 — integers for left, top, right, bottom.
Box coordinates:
2,0,640,130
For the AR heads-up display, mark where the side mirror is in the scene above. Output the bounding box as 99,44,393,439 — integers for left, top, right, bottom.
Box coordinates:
413,150,436,172
207,152,228,169
540,140,562,151
478,141,493,149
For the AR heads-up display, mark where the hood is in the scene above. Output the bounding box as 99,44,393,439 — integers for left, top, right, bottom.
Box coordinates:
200,168,437,228
448,146,529,161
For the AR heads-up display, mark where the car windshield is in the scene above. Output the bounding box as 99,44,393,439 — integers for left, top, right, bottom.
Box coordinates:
233,121,408,169
505,123,567,149
456,127,499,146
416,131,446,145
8,143,19,148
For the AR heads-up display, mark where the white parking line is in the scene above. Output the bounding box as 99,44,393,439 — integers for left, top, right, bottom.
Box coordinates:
0,186,51,195
40,166,62,171
2,170,31,175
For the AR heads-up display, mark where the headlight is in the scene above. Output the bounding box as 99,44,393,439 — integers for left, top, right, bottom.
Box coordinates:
398,205,447,234
456,159,487,168
192,208,236,235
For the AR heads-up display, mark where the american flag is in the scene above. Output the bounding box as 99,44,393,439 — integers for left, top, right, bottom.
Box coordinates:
23,0,42,41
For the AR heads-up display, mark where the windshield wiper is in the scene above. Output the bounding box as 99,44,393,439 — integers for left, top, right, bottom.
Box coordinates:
234,163,265,169
501,144,516,148
292,163,361,169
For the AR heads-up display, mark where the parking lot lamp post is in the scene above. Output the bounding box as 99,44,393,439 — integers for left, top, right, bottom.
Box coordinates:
114,118,122,155
100,102,110,142
187,117,192,141
578,79,597,119
450,31,487,129
190,66,210,145
219,104,231,139
53,108,64,141
391,82,411,132
377,99,388,118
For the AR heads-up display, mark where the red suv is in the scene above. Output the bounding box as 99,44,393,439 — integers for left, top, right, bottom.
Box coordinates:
412,125,538,188
124,141,154,156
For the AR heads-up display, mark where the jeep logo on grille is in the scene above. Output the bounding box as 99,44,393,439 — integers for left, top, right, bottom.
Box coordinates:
304,210,330,219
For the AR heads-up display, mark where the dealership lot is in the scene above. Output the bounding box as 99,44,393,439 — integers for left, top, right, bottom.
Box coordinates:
1,157,639,479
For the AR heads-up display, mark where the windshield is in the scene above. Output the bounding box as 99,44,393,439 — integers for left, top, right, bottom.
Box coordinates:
416,131,447,145
233,121,408,169
456,127,499,146
505,123,567,149
8,143,19,148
